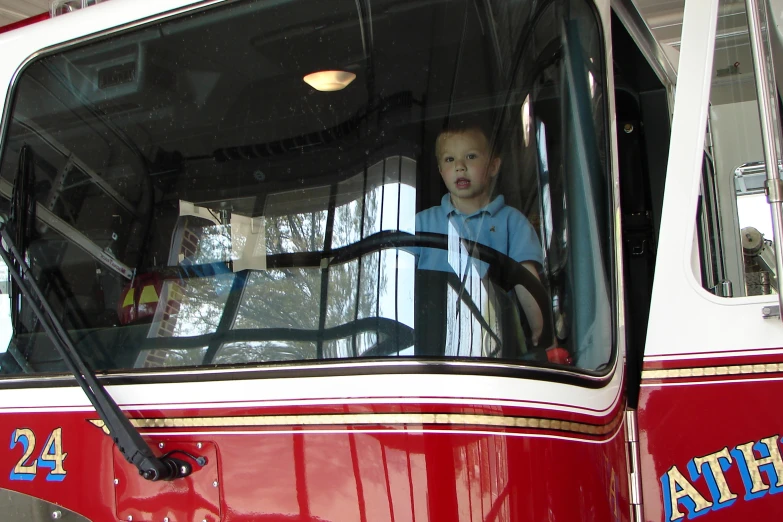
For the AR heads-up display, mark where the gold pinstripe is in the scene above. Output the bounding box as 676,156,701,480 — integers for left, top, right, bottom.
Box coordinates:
89,410,622,437
642,362,783,380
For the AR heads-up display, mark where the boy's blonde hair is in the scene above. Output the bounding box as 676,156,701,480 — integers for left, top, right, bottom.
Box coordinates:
435,116,500,159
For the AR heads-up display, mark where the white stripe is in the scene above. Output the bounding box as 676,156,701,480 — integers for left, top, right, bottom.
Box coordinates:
0,371,623,417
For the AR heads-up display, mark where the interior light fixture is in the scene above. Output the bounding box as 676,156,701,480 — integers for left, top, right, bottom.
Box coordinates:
303,70,356,92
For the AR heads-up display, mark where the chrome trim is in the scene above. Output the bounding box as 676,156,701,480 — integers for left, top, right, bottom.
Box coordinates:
611,0,677,94
603,0,629,405
0,357,618,388
115,358,618,382
744,0,783,321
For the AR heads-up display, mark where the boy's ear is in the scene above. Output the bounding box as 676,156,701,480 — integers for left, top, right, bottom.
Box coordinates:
489,157,502,178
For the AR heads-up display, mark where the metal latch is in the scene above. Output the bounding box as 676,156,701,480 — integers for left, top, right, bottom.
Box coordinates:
762,305,780,319
766,178,783,203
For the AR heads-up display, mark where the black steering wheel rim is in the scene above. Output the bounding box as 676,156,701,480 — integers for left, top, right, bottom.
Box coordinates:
329,231,554,353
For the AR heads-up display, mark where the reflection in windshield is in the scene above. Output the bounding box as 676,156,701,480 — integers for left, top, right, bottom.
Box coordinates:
0,0,612,376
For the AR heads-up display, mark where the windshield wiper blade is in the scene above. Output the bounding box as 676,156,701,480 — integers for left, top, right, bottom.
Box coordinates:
0,225,194,481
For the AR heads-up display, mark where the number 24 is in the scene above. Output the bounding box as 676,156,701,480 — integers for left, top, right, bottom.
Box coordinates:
10,428,67,481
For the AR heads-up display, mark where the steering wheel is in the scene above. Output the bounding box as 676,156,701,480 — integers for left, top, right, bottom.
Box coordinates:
329,231,555,354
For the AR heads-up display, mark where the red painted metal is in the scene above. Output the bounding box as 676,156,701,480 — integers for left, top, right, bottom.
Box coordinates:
638,359,783,521
113,441,221,522
0,402,630,521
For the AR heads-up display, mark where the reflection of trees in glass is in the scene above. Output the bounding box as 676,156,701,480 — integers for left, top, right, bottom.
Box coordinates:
148,344,208,368
214,341,316,364
144,183,413,366
146,223,235,368
219,188,387,363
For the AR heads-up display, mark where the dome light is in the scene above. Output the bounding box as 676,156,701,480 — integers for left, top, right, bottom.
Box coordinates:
303,70,356,92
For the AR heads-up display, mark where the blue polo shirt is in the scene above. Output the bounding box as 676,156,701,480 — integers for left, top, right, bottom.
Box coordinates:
415,194,543,276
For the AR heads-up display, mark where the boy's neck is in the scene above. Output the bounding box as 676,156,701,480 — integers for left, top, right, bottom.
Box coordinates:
450,194,492,215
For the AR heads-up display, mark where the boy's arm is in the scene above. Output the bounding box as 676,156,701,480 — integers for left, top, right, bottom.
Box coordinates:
514,261,545,347
506,211,546,347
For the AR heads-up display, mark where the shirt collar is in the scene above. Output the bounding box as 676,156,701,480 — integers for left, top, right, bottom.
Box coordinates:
441,194,505,218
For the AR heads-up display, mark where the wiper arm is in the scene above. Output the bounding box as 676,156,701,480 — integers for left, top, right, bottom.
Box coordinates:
9,145,36,335
0,226,195,481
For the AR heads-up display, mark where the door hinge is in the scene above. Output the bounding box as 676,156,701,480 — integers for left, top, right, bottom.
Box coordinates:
625,409,644,522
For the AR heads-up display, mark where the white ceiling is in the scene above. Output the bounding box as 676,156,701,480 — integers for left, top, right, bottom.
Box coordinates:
635,0,687,44
0,0,49,27
636,0,751,46
0,0,692,36
0,0,748,55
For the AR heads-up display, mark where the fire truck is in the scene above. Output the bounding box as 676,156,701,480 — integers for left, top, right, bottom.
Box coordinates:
0,0,780,520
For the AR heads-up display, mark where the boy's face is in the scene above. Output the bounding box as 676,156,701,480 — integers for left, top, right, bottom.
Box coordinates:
436,129,500,213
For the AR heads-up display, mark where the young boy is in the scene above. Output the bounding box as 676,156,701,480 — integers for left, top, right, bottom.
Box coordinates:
415,120,545,346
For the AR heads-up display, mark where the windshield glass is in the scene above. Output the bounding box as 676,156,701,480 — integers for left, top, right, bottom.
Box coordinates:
0,0,612,375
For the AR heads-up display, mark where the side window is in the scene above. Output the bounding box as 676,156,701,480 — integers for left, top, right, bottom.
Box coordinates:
701,0,778,298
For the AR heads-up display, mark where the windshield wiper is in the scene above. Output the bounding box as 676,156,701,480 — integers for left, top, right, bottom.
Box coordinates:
9,145,36,336
0,225,196,481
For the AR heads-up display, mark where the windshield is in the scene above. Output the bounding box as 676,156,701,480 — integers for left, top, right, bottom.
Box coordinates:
0,0,612,375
